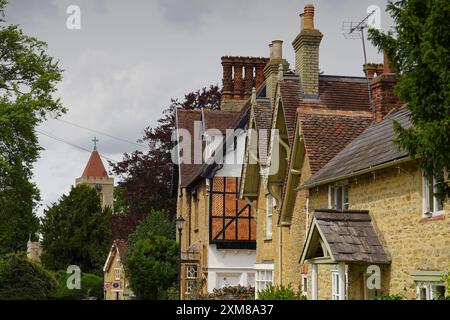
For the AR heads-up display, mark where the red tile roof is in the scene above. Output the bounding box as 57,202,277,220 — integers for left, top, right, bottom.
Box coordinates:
81,149,108,178
114,239,127,260
253,98,272,167
203,109,241,133
279,76,302,146
299,111,373,173
176,109,203,188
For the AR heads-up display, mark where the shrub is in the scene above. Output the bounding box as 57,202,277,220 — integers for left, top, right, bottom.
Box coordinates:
257,284,306,300
189,285,255,300
49,270,103,300
0,254,57,300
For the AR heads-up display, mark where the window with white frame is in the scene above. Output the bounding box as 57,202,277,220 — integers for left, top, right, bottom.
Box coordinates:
416,282,446,300
185,264,198,294
422,173,444,217
114,268,121,281
331,270,348,300
265,195,274,238
301,274,308,297
328,185,349,210
255,266,274,296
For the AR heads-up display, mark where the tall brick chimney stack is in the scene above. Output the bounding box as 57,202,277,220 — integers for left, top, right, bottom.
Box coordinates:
292,4,323,99
263,40,289,104
221,56,269,111
370,53,404,123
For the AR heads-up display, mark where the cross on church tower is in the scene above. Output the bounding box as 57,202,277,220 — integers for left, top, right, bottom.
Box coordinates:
92,136,99,150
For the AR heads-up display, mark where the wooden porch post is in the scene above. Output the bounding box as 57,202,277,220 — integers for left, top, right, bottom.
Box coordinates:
311,263,318,300
338,262,346,300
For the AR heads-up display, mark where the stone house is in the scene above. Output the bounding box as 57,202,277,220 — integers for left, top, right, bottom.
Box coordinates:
299,104,449,300
103,240,133,300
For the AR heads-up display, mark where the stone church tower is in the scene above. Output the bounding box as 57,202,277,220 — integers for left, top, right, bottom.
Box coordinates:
75,139,114,211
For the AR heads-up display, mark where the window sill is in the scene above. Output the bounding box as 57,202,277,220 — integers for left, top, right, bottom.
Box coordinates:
420,212,445,223
263,236,272,242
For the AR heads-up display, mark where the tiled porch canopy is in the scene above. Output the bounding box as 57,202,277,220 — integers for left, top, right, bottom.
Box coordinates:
300,209,391,264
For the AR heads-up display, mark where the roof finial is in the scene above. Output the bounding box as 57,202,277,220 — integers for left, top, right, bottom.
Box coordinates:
251,87,256,106
277,64,284,81
92,136,99,150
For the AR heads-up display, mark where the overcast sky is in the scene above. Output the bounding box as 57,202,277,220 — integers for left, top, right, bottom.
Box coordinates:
6,0,393,216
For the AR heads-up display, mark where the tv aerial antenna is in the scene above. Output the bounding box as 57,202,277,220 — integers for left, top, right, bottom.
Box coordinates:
342,7,380,109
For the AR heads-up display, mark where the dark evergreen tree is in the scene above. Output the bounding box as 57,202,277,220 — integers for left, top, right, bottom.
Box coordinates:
369,0,450,200
40,184,111,275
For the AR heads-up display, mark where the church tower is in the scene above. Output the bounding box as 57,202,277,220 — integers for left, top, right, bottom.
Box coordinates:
75,137,114,211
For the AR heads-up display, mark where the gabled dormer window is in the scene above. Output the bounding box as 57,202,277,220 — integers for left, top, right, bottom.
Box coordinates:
422,172,444,218
328,184,349,210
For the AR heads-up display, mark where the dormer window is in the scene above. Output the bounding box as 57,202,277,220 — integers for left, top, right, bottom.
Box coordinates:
328,184,349,210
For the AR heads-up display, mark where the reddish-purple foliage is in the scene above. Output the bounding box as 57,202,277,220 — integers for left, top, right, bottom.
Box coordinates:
109,85,221,239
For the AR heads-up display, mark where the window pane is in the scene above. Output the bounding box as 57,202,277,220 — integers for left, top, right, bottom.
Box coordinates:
428,178,434,212
336,187,343,210
343,186,349,210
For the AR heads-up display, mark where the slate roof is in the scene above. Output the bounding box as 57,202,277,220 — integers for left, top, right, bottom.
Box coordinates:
313,209,390,264
305,106,411,186
81,149,108,178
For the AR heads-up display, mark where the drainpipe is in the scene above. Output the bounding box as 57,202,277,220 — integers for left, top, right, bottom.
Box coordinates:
278,219,283,285
268,183,283,286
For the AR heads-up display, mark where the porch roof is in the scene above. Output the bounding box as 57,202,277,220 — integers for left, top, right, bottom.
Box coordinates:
300,209,391,264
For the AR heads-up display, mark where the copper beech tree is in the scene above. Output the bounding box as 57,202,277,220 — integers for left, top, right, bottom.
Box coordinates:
109,85,221,239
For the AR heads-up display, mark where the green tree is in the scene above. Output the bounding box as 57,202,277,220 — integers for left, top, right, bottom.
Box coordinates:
40,184,111,275
124,210,178,299
49,270,103,300
0,0,65,253
0,253,57,300
369,0,450,200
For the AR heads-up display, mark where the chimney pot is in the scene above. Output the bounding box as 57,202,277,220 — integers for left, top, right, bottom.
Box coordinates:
271,40,283,60
302,4,315,30
269,43,274,60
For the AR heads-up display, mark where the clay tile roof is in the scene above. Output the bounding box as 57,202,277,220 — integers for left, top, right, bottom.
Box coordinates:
305,107,410,186
313,209,390,264
253,98,272,166
299,113,373,173
81,149,108,178
202,109,241,134
176,109,203,188
318,75,371,111
114,239,127,260
279,76,302,146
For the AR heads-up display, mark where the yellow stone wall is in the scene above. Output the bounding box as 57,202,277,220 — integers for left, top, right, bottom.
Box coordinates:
255,179,280,284
177,181,210,298
75,176,114,211
306,161,450,299
280,155,312,291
